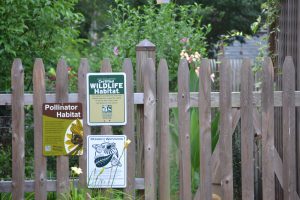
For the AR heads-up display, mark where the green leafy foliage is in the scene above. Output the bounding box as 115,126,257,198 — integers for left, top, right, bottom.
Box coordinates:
90,0,211,87
0,0,84,91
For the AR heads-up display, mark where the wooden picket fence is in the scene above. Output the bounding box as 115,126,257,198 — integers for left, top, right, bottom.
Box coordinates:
0,54,299,200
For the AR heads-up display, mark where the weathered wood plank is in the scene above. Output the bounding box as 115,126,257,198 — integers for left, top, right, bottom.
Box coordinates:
11,59,25,200
123,58,136,199
143,58,157,200
0,178,145,192
4,91,300,107
56,59,69,196
100,58,112,134
157,59,170,200
274,149,283,187
211,108,240,198
177,59,192,200
282,56,296,200
240,58,254,200
262,57,275,200
78,59,90,186
198,59,212,200
136,40,155,182
33,59,47,200
219,58,233,200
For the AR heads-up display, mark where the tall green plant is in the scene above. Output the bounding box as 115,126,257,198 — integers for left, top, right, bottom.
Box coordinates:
91,0,211,87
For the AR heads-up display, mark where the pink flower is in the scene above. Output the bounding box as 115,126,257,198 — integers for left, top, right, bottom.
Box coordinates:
113,46,119,56
180,37,189,43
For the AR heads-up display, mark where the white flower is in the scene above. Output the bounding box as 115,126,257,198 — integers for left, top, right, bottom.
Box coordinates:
71,166,83,175
210,73,215,82
195,67,200,77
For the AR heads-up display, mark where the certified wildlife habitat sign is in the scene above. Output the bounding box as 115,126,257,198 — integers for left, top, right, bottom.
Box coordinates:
43,103,83,156
87,73,127,126
87,135,127,188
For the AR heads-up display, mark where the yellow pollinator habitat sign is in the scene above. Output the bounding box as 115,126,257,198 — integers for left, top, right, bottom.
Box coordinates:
42,103,83,156
87,73,127,126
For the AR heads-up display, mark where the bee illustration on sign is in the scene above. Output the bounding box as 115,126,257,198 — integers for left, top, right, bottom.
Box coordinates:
92,142,121,168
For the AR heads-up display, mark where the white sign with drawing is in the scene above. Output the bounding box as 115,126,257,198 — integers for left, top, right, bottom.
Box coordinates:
87,135,127,188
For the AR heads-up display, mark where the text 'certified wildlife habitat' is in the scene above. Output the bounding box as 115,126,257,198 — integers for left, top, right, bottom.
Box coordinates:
43,103,83,156
87,73,127,126
87,135,127,188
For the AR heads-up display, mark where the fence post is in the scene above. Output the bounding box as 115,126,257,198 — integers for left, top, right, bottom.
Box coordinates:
33,59,47,200
56,59,69,197
123,58,136,199
78,58,91,187
11,59,25,200
262,57,275,200
219,58,233,200
282,56,297,200
136,39,155,180
157,59,170,200
240,58,254,200
178,59,192,200
199,59,212,199
143,58,156,200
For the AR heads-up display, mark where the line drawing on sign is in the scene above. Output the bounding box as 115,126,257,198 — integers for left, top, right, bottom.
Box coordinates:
87,135,127,188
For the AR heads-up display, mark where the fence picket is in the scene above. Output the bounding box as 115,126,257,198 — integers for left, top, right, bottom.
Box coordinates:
33,59,47,200
198,59,212,200
219,58,233,200
240,58,254,200
143,58,157,200
100,58,113,135
282,56,296,200
11,59,25,200
157,59,170,200
56,59,69,196
78,58,90,186
123,58,136,199
262,57,275,200
178,59,192,200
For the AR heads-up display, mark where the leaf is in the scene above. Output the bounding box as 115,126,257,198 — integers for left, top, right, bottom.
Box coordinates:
211,111,220,152
190,108,199,172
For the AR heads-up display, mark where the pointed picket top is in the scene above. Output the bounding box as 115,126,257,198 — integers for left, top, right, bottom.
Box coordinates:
136,39,156,51
33,59,45,79
11,59,23,79
283,56,295,89
100,58,112,72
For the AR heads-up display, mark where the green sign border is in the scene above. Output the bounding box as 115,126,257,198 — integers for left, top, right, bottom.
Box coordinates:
87,73,127,126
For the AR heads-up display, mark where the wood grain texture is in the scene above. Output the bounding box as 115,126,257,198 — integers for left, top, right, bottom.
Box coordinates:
282,56,296,200
78,59,91,186
198,59,212,200
240,58,254,200
33,59,47,200
11,59,25,200
123,59,136,199
136,40,155,180
177,59,192,200
262,57,275,200
100,58,113,134
143,58,157,200
157,59,170,200
55,59,69,197
4,91,300,108
219,58,233,200
0,178,145,192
